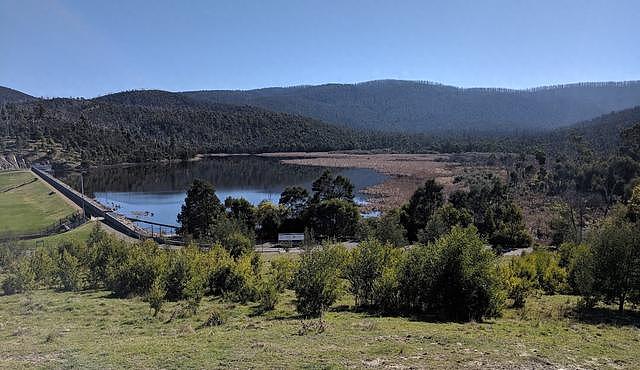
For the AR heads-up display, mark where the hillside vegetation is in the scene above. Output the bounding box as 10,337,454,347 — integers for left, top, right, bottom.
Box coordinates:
0,86,36,104
1,91,438,165
184,80,640,133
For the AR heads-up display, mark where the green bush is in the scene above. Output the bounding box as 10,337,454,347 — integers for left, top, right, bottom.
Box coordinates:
106,241,165,297
85,227,128,288
258,279,279,312
58,249,85,292
147,278,166,317
208,252,260,303
567,244,594,298
268,256,299,293
293,244,347,317
500,250,569,306
583,206,640,311
500,263,533,308
372,264,401,313
2,259,35,295
345,239,401,308
399,226,502,321
184,273,206,314
360,209,407,247
223,232,254,258
419,204,473,244
164,249,191,300
30,247,58,287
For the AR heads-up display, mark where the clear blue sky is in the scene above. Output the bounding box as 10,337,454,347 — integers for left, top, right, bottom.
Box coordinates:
1,0,639,97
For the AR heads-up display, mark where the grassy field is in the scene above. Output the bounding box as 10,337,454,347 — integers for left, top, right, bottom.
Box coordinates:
0,289,638,369
15,221,98,250
0,171,76,237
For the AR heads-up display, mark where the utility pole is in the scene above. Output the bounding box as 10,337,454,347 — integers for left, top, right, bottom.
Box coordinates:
80,172,86,219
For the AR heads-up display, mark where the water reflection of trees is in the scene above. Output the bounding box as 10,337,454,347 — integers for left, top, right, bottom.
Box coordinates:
58,157,386,197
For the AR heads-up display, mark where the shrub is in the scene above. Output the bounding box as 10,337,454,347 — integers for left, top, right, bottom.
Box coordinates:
268,256,299,292
293,244,347,317
209,252,260,303
85,228,128,288
500,263,533,308
184,274,206,314
58,249,84,291
372,264,401,313
399,226,502,321
223,232,253,258
257,279,279,312
2,259,35,295
567,244,594,298
418,204,473,244
362,209,407,247
345,239,401,308
164,249,192,300
584,206,640,311
106,241,165,297
201,307,225,327
147,278,166,317
30,247,58,287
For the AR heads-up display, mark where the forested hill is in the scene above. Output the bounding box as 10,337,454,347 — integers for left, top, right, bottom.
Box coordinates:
183,80,640,133
539,106,640,155
0,86,36,104
2,90,429,165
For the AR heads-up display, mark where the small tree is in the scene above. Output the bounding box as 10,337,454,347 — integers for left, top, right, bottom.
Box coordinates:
223,232,254,258
58,250,84,292
345,239,401,308
255,201,282,241
306,199,360,240
177,179,225,239
400,179,444,241
399,226,502,321
147,278,166,317
311,170,354,203
370,209,407,247
225,197,257,234
588,206,640,311
2,259,36,295
293,245,347,317
279,186,310,218
419,204,473,243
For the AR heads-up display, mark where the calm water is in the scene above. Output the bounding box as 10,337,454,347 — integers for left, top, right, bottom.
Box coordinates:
59,156,386,229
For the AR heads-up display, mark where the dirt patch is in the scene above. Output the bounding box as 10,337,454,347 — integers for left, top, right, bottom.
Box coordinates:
261,152,468,211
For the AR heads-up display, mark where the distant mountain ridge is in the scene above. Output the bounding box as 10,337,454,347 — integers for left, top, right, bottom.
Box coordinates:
4,79,640,136
541,105,640,154
0,86,36,104
182,80,640,133
0,90,437,165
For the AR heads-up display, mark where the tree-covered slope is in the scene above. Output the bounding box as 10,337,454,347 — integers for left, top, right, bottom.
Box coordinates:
3,90,474,166
0,86,36,104
0,91,394,165
536,106,640,155
183,80,640,133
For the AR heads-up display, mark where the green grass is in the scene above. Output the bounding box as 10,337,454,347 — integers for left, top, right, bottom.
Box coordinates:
0,171,76,237
15,221,98,250
0,290,638,369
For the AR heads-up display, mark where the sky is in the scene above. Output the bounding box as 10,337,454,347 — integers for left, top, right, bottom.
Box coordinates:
1,0,639,98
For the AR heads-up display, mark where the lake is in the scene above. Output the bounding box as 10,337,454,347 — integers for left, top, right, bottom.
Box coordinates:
58,156,386,230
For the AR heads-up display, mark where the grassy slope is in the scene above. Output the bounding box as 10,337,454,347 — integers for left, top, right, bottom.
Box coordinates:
15,221,98,249
0,171,75,237
0,290,638,369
